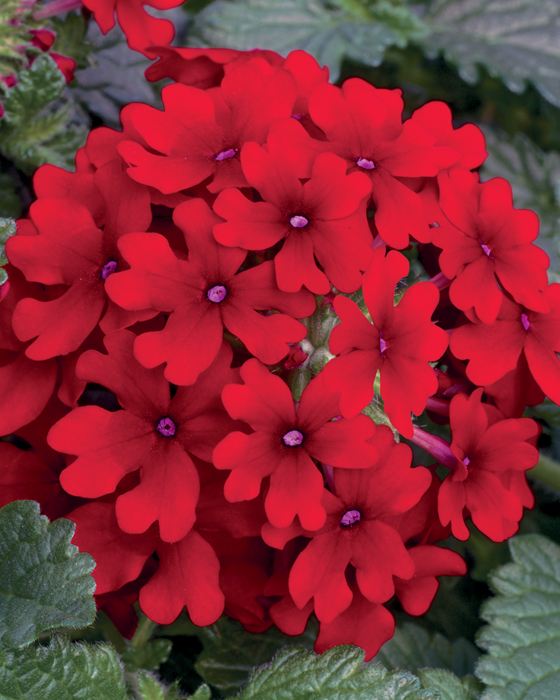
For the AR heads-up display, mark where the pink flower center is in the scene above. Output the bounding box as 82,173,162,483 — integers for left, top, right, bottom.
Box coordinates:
289,215,309,229
100,259,118,280
156,416,177,438
340,508,361,528
521,313,531,332
480,243,492,257
379,336,389,354
462,456,471,467
207,284,228,303
356,156,375,170
282,429,304,447
214,147,237,162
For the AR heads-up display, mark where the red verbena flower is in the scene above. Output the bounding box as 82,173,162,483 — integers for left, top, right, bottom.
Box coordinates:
214,131,372,294
325,247,448,436
213,359,379,530
106,198,315,385
48,330,236,542
433,168,549,323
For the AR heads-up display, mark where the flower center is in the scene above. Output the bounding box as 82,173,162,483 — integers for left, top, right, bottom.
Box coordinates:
214,147,238,162
340,508,361,528
156,416,177,438
282,429,304,447
521,313,531,332
207,284,228,304
480,243,492,257
356,156,375,170
100,259,118,280
462,456,471,467
379,336,389,354
289,215,309,229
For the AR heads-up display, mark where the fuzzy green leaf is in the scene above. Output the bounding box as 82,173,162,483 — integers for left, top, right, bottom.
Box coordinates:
50,13,92,69
188,0,425,81
0,55,87,172
377,622,479,677
476,534,560,699
0,0,35,75
0,173,22,219
422,0,560,107
194,617,315,695
235,646,435,699
0,501,96,650
418,669,480,700
0,637,127,700
0,217,15,285
481,128,560,279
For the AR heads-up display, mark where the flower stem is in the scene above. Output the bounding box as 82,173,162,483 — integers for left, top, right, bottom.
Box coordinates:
410,425,456,468
529,453,560,493
430,271,451,291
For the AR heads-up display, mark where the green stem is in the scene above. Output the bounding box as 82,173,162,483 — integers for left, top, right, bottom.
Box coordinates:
97,613,127,654
530,453,560,493
131,615,157,649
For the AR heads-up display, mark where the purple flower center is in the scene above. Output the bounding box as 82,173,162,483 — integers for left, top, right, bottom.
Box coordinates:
282,429,304,447
289,215,309,229
340,509,361,528
207,284,228,304
521,313,531,332
462,456,471,467
356,156,375,170
291,113,302,121
379,336,389,354
481,243,492,257
100,259,118,280
214,147,237,162
156,416,177,438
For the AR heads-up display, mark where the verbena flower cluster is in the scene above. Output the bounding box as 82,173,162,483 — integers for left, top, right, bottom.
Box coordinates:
1,46,557,659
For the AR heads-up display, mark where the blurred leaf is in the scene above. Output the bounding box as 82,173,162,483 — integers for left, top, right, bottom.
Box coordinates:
123,639,173,672
0,637,127,700
235,646,435,699
194,617,315,695
481,128,560,278
188,0,426,80
422,0,560,107
0,216,15,285
476,534,560,699
0,172,21,218
0,500,96,650
50,13,92,68
0,54,87,172
73,23,156,126
377,622,479,677
0,0,34,75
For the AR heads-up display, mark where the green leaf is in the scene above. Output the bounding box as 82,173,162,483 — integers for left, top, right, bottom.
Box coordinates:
377,622,479,677
188,0,425,81
133,671,185,700
0,55,87,172
418,669,481,700
73,24,156,127
123,639,173,672
194,617,315,695
422,0,560,108
0,500,96,650
235,646,435,699
480,128,560,279
0,637,127,700
476,534,560,699
0,217,15,285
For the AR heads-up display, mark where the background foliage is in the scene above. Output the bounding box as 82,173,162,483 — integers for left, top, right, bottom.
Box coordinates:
1,1,560,698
